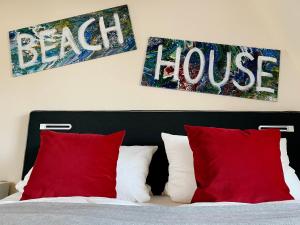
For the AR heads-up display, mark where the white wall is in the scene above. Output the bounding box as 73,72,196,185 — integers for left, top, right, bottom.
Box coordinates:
0,0,299,183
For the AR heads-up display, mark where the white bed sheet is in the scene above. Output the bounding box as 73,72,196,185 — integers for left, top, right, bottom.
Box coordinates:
1,192,182,206
1,192,139,206
146,195,183,206
1,193,21,202
1,192,298,207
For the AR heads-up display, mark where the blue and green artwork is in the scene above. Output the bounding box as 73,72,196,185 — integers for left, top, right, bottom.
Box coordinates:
142,37,280,101
9,5,136,77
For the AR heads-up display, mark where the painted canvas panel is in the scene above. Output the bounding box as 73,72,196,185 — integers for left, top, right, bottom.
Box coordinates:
9,5,136,77
142,37,280,101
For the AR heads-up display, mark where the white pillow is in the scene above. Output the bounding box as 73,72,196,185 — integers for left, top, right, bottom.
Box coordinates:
161,133,197,203
116,146,157,202
162,133,300,202
280,138,300,199
16,145,157,203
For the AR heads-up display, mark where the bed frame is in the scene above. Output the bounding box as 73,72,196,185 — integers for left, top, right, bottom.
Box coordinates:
22,111,300,195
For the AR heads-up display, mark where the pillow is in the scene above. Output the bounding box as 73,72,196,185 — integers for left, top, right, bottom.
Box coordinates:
161,133,197,203
16,168,32,193
185,126,293,203
280,138,300,199
21,130,125,200
162,133,300,202
162,133,300,203
17,146,157,203
116,146,157,202
280,138,290,167
161,133,300,203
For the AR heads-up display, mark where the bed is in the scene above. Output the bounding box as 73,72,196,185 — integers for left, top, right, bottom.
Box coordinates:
1,110,300,225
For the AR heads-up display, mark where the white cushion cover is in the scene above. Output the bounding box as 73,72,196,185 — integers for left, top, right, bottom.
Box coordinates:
162,133,197,203
116,146,157,202
280,138,300,199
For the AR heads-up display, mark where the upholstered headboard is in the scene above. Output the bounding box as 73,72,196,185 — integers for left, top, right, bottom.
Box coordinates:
22,111,300,195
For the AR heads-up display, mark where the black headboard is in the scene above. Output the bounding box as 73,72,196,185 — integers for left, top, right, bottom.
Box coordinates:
23,111,300,195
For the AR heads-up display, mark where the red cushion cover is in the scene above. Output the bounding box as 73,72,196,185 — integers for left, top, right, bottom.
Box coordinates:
185,125,293,203
21,130,125,200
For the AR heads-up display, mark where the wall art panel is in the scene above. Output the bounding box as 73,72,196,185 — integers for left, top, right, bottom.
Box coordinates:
9,5,136,76
141,37,280,101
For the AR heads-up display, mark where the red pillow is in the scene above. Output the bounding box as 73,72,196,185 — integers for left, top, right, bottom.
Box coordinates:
185,125,293,203
21,130,125,200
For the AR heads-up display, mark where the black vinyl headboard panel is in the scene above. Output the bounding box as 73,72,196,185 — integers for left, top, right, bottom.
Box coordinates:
23,111,300,195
